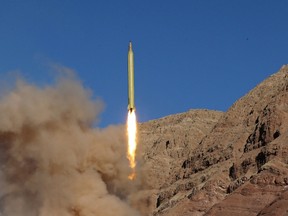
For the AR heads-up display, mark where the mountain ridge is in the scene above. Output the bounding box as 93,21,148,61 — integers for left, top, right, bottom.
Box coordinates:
135,65,288,216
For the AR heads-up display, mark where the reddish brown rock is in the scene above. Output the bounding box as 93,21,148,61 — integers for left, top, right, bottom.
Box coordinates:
133,110,223,215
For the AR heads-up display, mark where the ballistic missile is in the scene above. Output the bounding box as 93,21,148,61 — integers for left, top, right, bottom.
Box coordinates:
128,41,135,112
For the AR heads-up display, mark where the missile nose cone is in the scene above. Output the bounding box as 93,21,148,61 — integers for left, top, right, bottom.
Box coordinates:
129,41,133,51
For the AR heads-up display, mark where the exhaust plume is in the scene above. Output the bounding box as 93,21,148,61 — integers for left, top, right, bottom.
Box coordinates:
127,110,137,180
0,67,139,216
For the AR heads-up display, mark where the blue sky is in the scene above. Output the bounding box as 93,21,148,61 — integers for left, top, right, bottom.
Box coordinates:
0,0,287,127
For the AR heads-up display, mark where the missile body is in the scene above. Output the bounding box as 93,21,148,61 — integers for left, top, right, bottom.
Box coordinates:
128,41,135,112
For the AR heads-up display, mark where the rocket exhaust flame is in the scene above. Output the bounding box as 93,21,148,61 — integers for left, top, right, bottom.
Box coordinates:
127,109,137,180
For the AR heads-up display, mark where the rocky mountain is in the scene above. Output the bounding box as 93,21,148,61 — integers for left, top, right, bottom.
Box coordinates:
134,109,223,214
136,65,288,216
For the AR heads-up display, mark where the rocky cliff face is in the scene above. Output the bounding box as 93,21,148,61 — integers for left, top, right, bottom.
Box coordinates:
136,65,288,216
133,110,223,215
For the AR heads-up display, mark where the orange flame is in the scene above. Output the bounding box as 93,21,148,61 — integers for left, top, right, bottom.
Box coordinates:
127,110,137,180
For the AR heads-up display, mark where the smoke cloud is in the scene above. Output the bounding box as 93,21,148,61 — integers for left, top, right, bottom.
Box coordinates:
0,67,140,216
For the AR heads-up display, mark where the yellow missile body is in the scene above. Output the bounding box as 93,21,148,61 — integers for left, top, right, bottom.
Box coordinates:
128,41,135,112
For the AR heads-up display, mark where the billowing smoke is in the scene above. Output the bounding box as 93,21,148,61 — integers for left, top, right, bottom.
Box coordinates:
0,67,140,216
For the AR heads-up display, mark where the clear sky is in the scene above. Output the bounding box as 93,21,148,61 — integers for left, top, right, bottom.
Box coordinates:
0,0,287,127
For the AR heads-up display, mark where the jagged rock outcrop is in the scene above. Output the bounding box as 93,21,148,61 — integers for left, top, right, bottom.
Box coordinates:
136,65,288,216
134,110,223,215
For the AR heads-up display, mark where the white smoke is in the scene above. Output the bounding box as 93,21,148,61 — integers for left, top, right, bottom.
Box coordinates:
0,67,140,216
